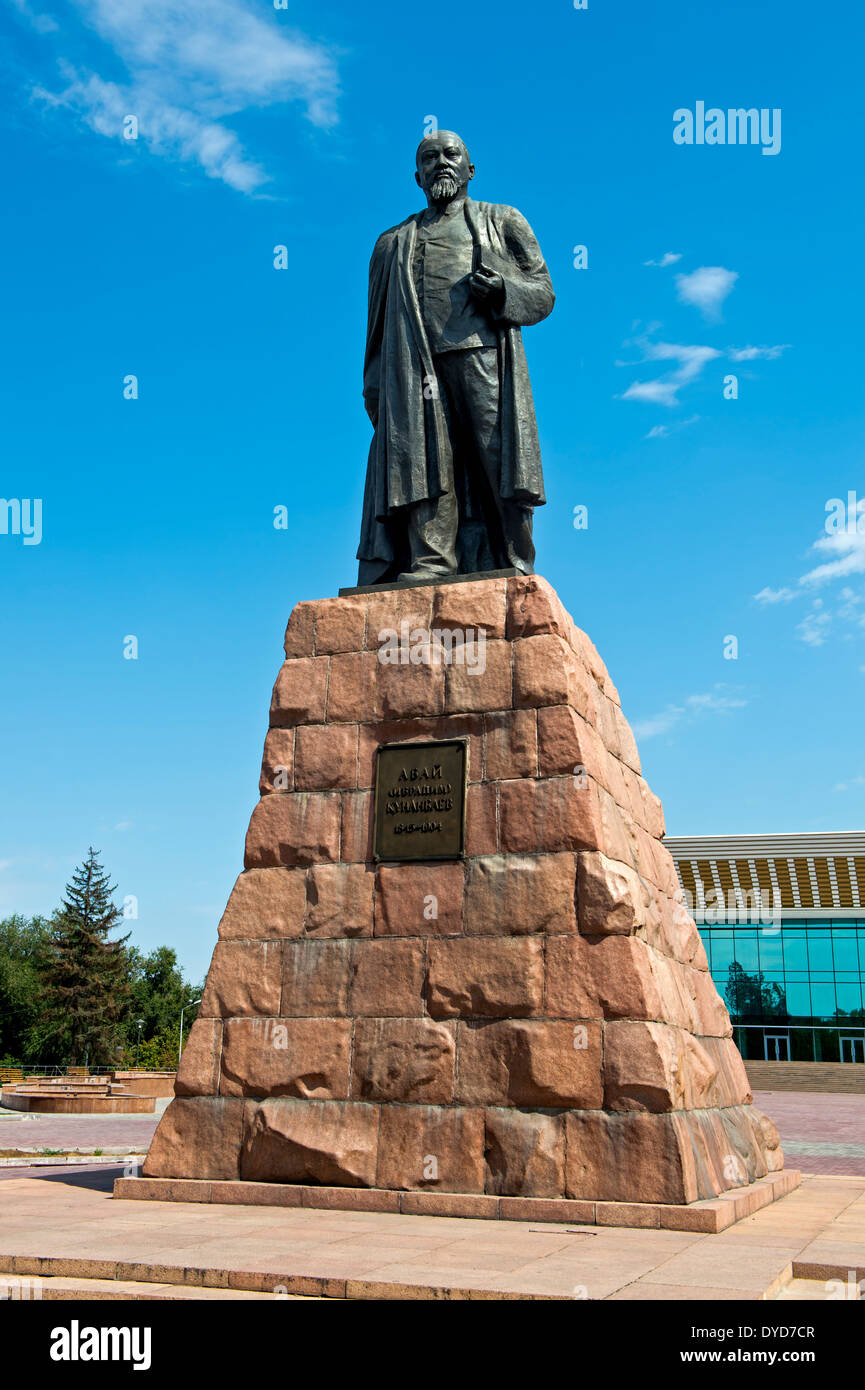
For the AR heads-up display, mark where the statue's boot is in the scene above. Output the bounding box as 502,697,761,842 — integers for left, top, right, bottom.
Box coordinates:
397,568,454,583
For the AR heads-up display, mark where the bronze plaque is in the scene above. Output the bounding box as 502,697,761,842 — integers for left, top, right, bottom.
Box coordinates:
373,739,467,862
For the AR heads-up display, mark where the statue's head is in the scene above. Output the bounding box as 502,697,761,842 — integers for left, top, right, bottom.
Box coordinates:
415,130,474,205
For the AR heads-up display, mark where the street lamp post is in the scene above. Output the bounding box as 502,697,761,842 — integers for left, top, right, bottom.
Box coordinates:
135,1019,144,1068
178,998,201,1070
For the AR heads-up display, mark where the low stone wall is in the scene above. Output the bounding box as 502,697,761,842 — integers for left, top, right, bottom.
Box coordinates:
1,1091,155,1114
112,1072,177,1098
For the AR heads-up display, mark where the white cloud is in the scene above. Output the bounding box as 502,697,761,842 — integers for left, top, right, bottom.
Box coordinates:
729,344,790,362
623,379,681,407
834,775,865,792
33,0,340,192
644,252,682,268
632,689,747,741
676,266,738,319
38,70,269,192
641,340,720,379
631,706,685,739
684,692,748,713
757,558,865,646
619,265,781,416
644,415,699,440
9,0,57,32
754,503,865,647
797,601,832,646
800,529,865,587
621,336,721,407
754,586,796,604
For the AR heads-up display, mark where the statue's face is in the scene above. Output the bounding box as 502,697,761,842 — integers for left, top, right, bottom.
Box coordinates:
415,131,474,203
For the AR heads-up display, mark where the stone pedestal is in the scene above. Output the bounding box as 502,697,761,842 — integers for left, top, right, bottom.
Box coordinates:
142,575,785,1208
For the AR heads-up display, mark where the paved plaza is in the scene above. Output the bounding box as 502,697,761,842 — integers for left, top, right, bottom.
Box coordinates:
751,1091,865,1177
2,1086,862,1299
0,1099,169,1159
0,1164,862,1300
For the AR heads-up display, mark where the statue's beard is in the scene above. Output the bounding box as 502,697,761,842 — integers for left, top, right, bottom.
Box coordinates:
430,174,459,203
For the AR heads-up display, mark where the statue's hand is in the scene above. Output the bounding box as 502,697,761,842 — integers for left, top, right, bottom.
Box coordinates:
469,267,505,306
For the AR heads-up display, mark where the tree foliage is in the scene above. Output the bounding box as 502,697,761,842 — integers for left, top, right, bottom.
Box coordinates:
0,849,203,1067
33,848,131,1065
725,962,787,1020
0,914,53,1061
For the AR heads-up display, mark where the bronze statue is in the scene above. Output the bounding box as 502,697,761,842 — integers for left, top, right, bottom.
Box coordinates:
356,131,555,586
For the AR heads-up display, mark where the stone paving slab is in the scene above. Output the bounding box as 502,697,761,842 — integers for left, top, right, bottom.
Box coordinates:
782,1141,865,1156
0,1165,862,1300
785,1155,865,1177
754,1090,865,1141
0,1274,311,1301
753,1090,865,1175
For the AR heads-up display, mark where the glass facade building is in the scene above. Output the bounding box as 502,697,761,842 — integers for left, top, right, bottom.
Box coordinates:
665,833,865,1063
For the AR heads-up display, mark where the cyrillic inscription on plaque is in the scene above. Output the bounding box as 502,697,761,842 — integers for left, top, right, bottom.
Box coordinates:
373,739,467,862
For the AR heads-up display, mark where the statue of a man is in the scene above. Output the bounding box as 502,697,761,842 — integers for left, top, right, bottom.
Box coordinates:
355,130,555,586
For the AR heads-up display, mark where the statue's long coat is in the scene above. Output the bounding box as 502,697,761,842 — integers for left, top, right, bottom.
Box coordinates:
356,198,554,583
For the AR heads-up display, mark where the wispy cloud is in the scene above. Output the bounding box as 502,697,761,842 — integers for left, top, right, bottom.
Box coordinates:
729,344,790,362
632,688,747,741
631,707,684,739
32,0,340,193
9,0,57,33
620,262,784,416
676,265,738,320
800,529,865,587
797,600,832,647
756,501,865,645
834,774,865,792
621,335,721,407
756,500,865,608
754,585,797,605
685,692,748,715
644,414,699,440
622,379,682,407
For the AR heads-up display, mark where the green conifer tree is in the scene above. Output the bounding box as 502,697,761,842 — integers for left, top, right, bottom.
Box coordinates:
37,848,132,1065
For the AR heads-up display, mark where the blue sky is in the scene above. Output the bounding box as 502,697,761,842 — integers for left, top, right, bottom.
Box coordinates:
1,0,863,979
